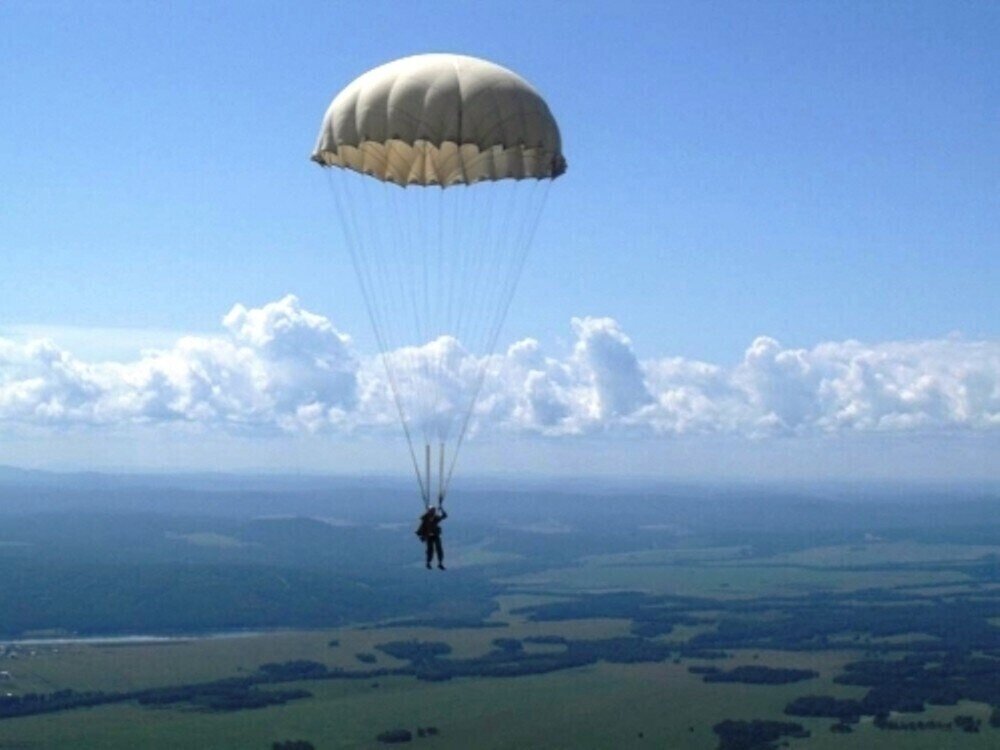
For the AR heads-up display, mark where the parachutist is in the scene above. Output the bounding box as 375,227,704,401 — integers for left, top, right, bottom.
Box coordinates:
416,506,447,570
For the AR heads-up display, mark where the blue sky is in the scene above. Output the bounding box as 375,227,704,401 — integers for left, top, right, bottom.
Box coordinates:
1,1,997,479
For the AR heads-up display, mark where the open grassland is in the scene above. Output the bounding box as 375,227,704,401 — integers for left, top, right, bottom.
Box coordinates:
1,655,996,749
1,612,637,699
502,558,969,597
769,541,1000,567
502,536,1000,599
0,655,853,750
6,610,999,750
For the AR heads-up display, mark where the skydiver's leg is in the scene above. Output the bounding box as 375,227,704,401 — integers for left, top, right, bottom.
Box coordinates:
425,539,433,569
434,538,444,569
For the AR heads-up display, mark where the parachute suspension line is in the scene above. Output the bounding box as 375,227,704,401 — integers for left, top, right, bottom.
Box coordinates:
422,188,436,450
383,183,412,335
489,180,551,352
463,181,509,406
380,149,439,449
382,176,426,445
349,176,404,373
441,179,552,499
438,182,481,442
375,142,426,443
420,185,429,346
480,181,550,374
456,178,518,429
433,188,446,447
463,179,525,375
443,186,458,354
364,144,431,462
386,186,418,430
493,183,538,349
441,179,552,497
329,172,394,367
330,168,552,506
327,170,428,506
444,185,470,394
435,187,445,363
348,174,402,359
411,189,425,447
457,183,487,345
451,182,493,364
463,182,503,362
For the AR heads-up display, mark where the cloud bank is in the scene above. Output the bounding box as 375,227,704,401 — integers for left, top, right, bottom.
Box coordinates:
0,296,997,439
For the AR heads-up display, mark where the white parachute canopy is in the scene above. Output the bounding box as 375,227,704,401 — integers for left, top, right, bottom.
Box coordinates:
313,53,566,506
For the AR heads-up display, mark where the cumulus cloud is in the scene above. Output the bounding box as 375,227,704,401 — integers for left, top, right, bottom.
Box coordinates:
361,335,484,438
571,317,654,420
0,297,997,439
0,296,356,433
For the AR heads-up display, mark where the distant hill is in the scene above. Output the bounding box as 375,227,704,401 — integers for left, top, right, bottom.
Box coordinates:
0,465,998,533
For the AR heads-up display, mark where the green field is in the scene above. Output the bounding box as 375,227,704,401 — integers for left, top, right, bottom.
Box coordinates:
502,557,970,597
0,644,858,749
2,637,996,749
2,521,1000,749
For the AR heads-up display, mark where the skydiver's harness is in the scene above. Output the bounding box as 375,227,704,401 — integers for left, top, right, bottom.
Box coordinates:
416,510,445,542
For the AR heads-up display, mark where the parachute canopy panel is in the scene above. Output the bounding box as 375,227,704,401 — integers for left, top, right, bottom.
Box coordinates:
311,53,567,186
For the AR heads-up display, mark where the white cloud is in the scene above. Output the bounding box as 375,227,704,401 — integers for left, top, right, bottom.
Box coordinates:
0,339,105,424
570,316,654,420
361,335,483,439
0,297,997,440
1,296,357,433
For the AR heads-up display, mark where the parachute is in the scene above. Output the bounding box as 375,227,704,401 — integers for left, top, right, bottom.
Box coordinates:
313,53,566,508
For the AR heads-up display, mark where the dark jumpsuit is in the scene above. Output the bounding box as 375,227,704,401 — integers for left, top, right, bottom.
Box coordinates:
418,509,447,568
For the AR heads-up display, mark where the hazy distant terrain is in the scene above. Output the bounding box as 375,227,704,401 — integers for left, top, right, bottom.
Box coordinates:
1,470,999,748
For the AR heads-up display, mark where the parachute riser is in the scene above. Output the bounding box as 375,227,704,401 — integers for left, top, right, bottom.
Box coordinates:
438,442,445,507
419,442,448,509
